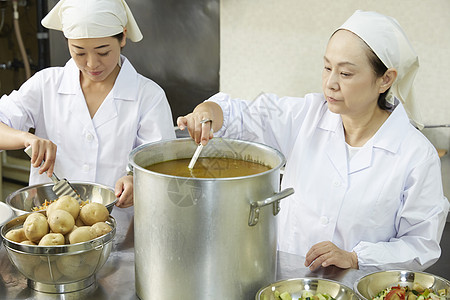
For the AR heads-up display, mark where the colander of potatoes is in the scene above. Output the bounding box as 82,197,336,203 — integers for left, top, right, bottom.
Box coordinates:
0,195,116,293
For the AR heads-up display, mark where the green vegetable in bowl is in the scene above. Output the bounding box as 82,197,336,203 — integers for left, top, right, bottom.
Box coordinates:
273,289,336,300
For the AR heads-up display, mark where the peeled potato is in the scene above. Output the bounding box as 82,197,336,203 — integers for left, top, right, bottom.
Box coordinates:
23,212,49,242
68,226,94,244
56,254,82,277
34,262,62,282
75,216,85,227
45,201,56,217
79,203,109,226
21,240,36,245
90,222,112,238
64,225,78,244
47,209,75,235
81,250,101,267
5,228,28,243
38,233,65,246
15,252,40,276
48,195,80,219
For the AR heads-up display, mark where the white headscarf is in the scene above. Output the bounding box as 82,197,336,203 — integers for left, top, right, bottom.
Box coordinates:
337,10,422,128
41,0,143,42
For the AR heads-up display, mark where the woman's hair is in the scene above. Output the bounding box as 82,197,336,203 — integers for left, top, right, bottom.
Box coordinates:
360,40,391,110
113,32,124,42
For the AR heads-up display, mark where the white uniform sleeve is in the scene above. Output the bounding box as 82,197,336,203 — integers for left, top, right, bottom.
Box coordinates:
0,71,43,131
135,82,175,147
206,92,311,156
353,154,449,270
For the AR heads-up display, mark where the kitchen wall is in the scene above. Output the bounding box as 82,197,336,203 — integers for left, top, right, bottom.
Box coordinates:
0,0,38,95
220,0,450,199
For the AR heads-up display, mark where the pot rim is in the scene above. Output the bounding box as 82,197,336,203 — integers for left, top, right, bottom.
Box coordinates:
128,137,286,181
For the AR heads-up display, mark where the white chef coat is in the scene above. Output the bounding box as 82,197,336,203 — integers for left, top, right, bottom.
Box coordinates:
208,92,449,270
0,55,175,188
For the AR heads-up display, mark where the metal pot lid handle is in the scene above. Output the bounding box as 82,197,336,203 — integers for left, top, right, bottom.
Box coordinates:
248,187,294,226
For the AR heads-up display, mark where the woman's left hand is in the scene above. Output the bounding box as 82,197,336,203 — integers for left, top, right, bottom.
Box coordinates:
114,175,133,208
304,241,358,271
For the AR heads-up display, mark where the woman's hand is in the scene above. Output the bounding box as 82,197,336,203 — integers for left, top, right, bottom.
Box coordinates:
114,175,133,208
304,241,358,271
176,102,223,145
25,138,57,177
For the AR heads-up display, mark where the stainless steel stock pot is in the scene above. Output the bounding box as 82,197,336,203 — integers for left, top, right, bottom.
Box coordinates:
128,138,294,300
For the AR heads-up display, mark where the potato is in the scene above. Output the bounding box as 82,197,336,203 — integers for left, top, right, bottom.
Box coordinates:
81,250,101,267
34,262,62,283
64,225,78,244
5,228,28,243
90,222,112,238
23,212,49,242
79,203,109,226
68,226,94,244
55,254,95,280
21,240,36,245
48,195,80,219
14,252,40,276
38,233,65,246
75,216,85,227
47,209,75,235
45,201,56,217
56,254,82,277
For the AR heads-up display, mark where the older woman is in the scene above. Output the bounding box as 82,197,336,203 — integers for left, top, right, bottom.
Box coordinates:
0,0,175,208
177,10,449,271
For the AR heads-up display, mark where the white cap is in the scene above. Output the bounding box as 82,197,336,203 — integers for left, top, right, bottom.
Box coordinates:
41,0,143,42
337,10,422,128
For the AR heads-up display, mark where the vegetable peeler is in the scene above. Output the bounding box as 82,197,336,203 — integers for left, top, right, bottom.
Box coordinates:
24,145,84,202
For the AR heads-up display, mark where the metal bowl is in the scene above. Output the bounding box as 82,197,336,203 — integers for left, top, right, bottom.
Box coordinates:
5,181,118,216
256,278,359,300
0,211,116,293
354,270,450,300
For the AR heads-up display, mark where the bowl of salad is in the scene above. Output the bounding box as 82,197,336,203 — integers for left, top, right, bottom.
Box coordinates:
255,278,359,300
354,270,450,300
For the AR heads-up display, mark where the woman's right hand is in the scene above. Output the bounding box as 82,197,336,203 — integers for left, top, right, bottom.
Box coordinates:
176,102,223,145
25,137,57,177
0,123,57,177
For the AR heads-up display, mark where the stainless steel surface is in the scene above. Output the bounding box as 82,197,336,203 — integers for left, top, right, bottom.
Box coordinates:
1,214,116,293
256,278,359,300
24,146,83,202
46,0,220,124
5,182,118,216
354,270,450,300
0,206,447,299
129,138,290,300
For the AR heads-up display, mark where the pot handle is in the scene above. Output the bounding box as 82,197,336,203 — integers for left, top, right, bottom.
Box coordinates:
126,164,134,176
248,187,294,226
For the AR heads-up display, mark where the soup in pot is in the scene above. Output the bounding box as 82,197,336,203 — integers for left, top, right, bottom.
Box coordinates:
145,157,270,178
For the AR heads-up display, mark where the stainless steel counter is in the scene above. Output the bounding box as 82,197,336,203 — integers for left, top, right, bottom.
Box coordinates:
0,207,387,300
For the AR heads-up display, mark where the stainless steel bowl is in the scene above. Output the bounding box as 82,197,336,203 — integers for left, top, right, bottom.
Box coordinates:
256,278,359,300
354,270,450,300
0,212,116,293
5,181,118,216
